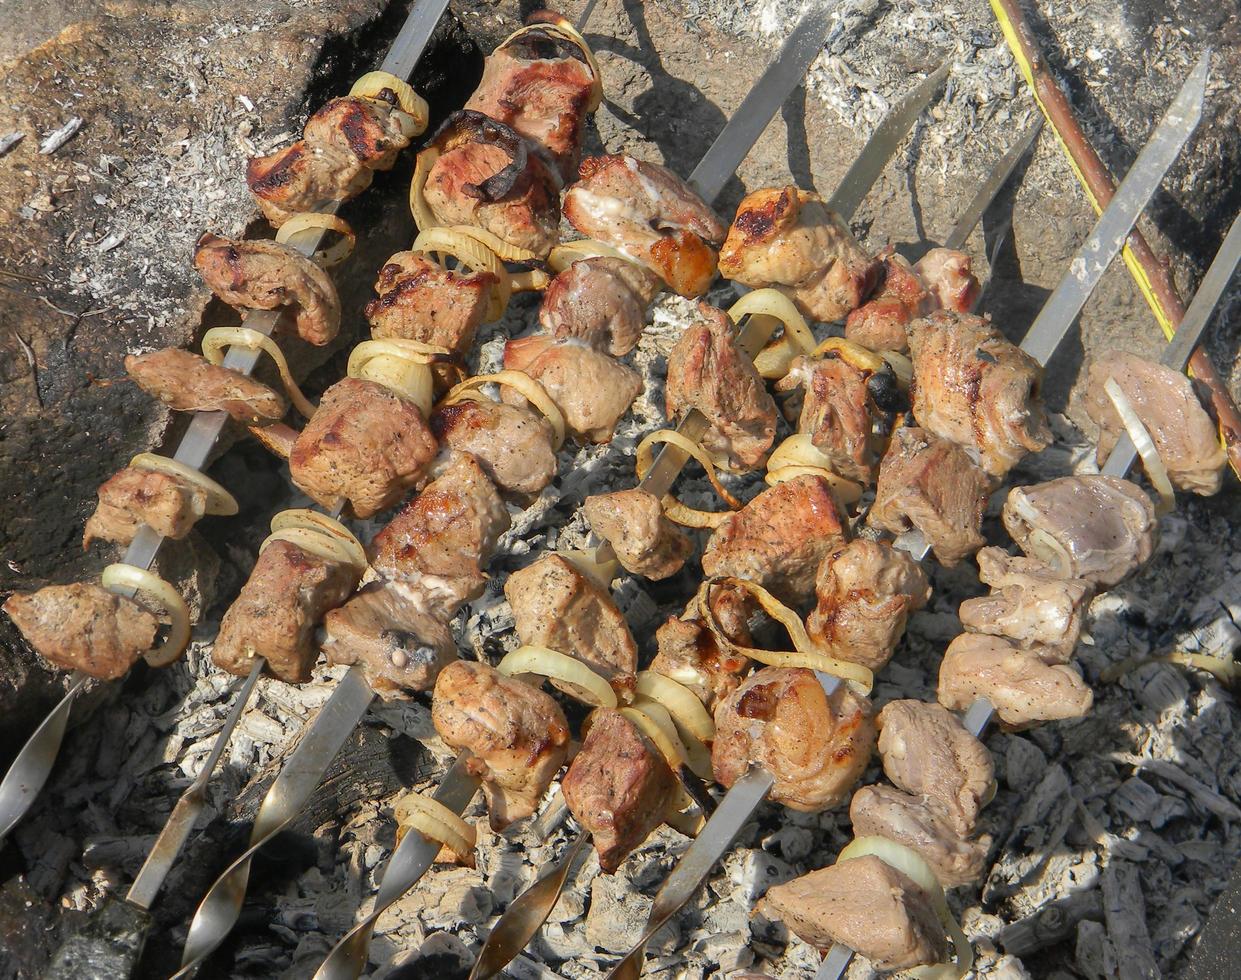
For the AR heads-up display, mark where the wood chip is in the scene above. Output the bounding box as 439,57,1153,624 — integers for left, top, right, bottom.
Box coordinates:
39,116,83,155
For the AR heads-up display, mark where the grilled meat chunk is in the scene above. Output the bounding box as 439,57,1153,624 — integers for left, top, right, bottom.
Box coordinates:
915,247,980,312
759,856,948,969
368,453,510,620
505,553,639,699
213,540,361,684
868,426,992,567
84,465,210,548
562,708,677,873
125,349,286,425
650,586,755,711
702,474,848,607
665,303,777,470
322,583,456,699
423,111,561,257
776,353,888,483
908,311,1050,477
843,251,931,352
718,186,881,322
712,667,875,812
877,699,994,834
807,540,931,671
247,96,415,225
193,233,341,346
850,785,991,887
502,334,643,443
289,377,439,519
583,488,691,580
938,632,1093,727
1001,475,1157,588
961,547,1094,660
1085,351,1226,495
464,25,598,181
563,154,725,297
538,257,661,356
432,660,570,829
4,583,158,680
365,252,497,365
430,398,556,496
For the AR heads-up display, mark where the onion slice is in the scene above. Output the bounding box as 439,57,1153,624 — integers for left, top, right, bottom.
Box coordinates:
696,577,874,695
439,370,567,451
411,226,513,320
635,428,742,528
728,289,816,379
548,238,634,273
621,701,693,773
100,563,191,668
274,212,356,268
628,697,713,780
349,70,430,133
130,452,238,517
663,785,706,837
837,836,974,980
409,145,440,232
267,508,367,573
201,325,317,419
497,645,618,708
394,792,477,867
764,434,864,508
812,336,886,373
347,339,448,418
1104,377,1175,514
635,670,715,742
559,548,621,590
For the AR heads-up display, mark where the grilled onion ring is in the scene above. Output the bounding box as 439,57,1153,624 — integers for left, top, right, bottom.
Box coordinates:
696,577,873,695
1105,377,1174,514
627,698,712,780
502,19,603,113
274,213,356,268
267,509,367,572
100,563,191,668
439,370,566,451
634,670,714,743
812,335,886,373
547,239,633,273
394,792,477,867
497,645,618,708
410,226,513,321
764,434,864,508
347,339,449,417
201,325,316,420
349,70,430,134
635,429,742,529
728,289,816,380
130,453,238,517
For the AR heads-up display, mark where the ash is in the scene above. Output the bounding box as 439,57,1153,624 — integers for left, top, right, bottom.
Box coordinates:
5,1,1241,979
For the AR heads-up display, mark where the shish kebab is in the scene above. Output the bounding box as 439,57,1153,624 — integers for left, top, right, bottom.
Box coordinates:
467,69,1037,980
0,0,443,845
597,53,1211,980
170,3,857,973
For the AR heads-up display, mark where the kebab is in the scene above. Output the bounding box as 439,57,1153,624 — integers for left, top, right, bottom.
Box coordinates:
600,51,1211,980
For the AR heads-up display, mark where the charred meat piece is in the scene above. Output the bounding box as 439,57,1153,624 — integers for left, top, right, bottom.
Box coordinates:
908,311,1051,477
650,586,755,711
502,334,643,444
290,378,439,519
665,303,777,470
125,349,286,425
464,26,597,181
1085,351,1226,495
322,583,456,699
877,699,994,834
563,154,726,297
193,233,341,346
718,186,881,322
961,548,1094,660
505,553,639,699
4,583,158,680
538,257,661,356
776,353,889,483
368,453,510,621
562,707,677,873
366,251,498,362
915,247,980,312
850,785,991,888
1001,475,1157,588
430,398,556,496
868,426,992,567
84,464,210,548
759,856,948,969
247,96,415,225
702,474,848,607
843,251,932,353
807,539,930,671
938,632,1093,727
583,488,691,580
712,667,875,812
423,111,561,257
213,540,361,684
432,660,570,830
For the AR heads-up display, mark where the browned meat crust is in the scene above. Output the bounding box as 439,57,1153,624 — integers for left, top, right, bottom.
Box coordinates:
125,348,286,425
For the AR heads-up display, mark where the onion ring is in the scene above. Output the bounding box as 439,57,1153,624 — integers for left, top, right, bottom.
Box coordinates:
394,792,477,867
267,509,367,572
634,671,714,743
812,336,886,373
438,370,566,451
728,289,816,379
347,338,449,417
547,239,634,273
497,645,618,708
130,453,238,517
201,325,317,419
274,212,356,268
410,226,513,321
100,563,191,668
1105,377,1174,514
500,20,603,113
349,70,430,133
635,429,741,529
764,434,864,508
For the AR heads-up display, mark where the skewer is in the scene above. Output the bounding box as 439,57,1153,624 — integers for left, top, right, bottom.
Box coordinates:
474,43,958,980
